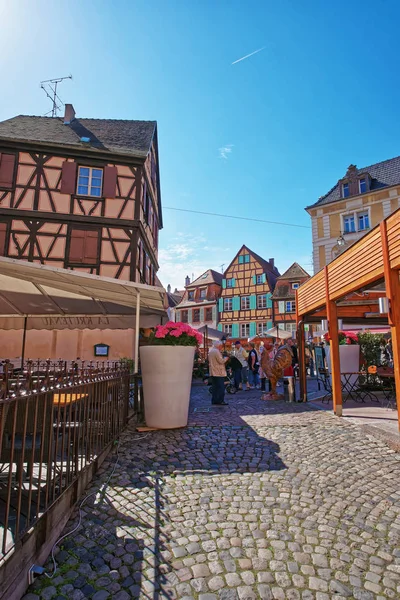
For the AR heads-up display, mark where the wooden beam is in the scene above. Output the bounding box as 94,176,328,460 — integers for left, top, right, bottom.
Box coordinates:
295,289,307,402
325,267,343,416
380,222,400,431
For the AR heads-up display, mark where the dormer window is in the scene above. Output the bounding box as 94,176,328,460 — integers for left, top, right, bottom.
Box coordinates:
342,182,349,198
359,178,367,194
188,290,194,300
292,282,300,289
200,288,207,299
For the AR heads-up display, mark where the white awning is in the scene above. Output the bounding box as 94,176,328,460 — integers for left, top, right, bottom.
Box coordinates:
0,256,167,330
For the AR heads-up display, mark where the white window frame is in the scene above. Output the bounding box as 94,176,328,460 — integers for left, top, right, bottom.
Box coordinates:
343,214,356,234
224,324,232,335
292,282,300,289
240,323,250,337
285,323,297,332
77,166,103,197
357,210,370,231
341,208,371,234
256,274,263,284
286,301,296,313
257,294,267,309
224,298,233,311
257,322,268,335
226,278,234,288
241,296,250,310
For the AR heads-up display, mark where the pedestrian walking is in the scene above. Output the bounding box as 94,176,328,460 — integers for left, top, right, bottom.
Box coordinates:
247,342,260,388
208,340,229,406
233,340,250,390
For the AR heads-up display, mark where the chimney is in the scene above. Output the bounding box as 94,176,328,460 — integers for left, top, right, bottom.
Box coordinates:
64,104,76,124
269,258,275,268
185,275,190,287
174,287,178,293
167,284,171,293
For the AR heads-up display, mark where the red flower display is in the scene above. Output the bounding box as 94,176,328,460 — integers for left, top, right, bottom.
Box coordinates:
148,322,203,346
323,330,359,346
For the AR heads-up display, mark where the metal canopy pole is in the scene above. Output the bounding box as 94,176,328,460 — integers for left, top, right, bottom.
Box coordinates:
134,292,141,373
21,316,28,370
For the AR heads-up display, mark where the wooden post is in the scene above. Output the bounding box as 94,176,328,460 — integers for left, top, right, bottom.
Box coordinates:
325,267,343,416
380,222,400,431
295,289,307,402
134,291,140,374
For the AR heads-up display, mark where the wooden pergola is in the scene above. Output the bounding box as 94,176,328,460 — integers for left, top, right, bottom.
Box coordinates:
296,208,400,430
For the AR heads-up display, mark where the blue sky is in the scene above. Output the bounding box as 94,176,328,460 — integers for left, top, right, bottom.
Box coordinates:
1,0,400,289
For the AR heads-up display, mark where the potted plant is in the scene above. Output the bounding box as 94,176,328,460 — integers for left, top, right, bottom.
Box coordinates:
323,330,360,385
139,322,203,429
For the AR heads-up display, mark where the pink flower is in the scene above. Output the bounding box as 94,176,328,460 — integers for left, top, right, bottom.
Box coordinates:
169,330,181,337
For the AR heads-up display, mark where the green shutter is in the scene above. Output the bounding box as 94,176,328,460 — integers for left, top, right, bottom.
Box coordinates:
245,254,250,263
249,322,256,337
262,273,267,283
232,296,240,311
238,255,244,264
278,301,285,314
250,295,257,310
266,293,272,308
188,309,192,323
212,305,216,321
222,278,227,289
200,308,204,322
217,323,223,331
232,323,239,338
218,298,223,312
252,275,256,285
267,320,273,330
231,278,236,288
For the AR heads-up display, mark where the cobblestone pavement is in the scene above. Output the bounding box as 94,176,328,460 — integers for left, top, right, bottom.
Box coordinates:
25,386,400,600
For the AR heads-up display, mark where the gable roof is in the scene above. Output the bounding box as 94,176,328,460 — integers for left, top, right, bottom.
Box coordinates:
277,262,310,280
224,245,280,291
307,155,400,209
188,269,223,287
0,115,156,160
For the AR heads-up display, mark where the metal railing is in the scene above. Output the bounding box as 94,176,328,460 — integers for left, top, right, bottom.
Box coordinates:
0,361,142,561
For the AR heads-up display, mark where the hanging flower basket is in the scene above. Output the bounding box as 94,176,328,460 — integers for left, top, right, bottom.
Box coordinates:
140,322,202,429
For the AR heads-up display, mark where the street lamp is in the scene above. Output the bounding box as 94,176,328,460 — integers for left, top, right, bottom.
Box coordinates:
337,233,345,247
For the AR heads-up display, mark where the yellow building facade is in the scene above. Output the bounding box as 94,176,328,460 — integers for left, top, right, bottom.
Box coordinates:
306,160,400,273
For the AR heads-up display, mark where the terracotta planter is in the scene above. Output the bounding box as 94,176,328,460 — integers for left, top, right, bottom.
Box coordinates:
140,345,195,429
325,344,360,386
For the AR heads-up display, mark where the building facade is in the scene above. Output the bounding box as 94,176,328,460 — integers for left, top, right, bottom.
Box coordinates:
307,159,400,273
0,104,162,359
174,270,222,330
272,262,310,334
218,246,279,340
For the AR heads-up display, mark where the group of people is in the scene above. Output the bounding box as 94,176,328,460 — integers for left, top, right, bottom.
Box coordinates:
208,338,298,406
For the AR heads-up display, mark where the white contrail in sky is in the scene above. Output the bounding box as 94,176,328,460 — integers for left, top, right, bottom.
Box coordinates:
231,46,266,65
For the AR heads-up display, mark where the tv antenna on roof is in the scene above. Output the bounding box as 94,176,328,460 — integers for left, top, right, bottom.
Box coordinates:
40,75,72,117
220,263,225,273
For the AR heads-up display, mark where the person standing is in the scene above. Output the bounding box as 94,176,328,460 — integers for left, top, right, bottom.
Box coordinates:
208,340,229,406
233,340,250,390
248,342,260,389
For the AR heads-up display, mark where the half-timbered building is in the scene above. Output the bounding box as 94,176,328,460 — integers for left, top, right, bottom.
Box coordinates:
0,104,162,359
218,246,279,340
175,270,222,330
272,262,310,334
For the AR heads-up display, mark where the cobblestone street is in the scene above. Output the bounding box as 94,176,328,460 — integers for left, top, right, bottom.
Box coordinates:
26,386,400,600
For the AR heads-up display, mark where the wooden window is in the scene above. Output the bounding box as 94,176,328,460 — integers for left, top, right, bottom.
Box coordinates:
205,307,213,321
359,178,367,194
61,161,77,194
244,254,250,263
241,296,250,310
257,322,268,335
193,309,200,323
285,301,296,313
257,294,267,309
181,310,188,323
68,228,100,265
240,323,250,337
0,153,16,189
226,278,235,288
256,274,263,284
342,183,349,198
77,167,103,197
224,298,233,311
188,290,195,300
358,211,370,231
200,288,207,299
343,214,355,233
0,222,7,255
292,282,300,289
224,324,232,335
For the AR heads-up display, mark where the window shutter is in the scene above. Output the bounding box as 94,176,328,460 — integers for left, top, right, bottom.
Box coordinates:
212,305,216,321
0,153,16,188
84,230,100,264
218,298,223,312
232,323,239,338
232,296,240,311
267,320,273,330
231,278,236,288
262,273,267,284
200,308,204,322
175,310,180,322
0,222,7,255
222,278,226,289
250,295,257,310
238,256,244,264
252,275,256,285
103,166,117,198
60,161,77,194
249,322,256,337
278,301,285,314
69,229,85,263
266,293,272,308
188,309,192,323
216,323,222,331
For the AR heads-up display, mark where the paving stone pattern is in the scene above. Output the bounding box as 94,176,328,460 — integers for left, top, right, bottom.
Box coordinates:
25,386,400,599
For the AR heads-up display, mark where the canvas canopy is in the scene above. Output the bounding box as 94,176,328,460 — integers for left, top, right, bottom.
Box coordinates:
0,256,167,330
